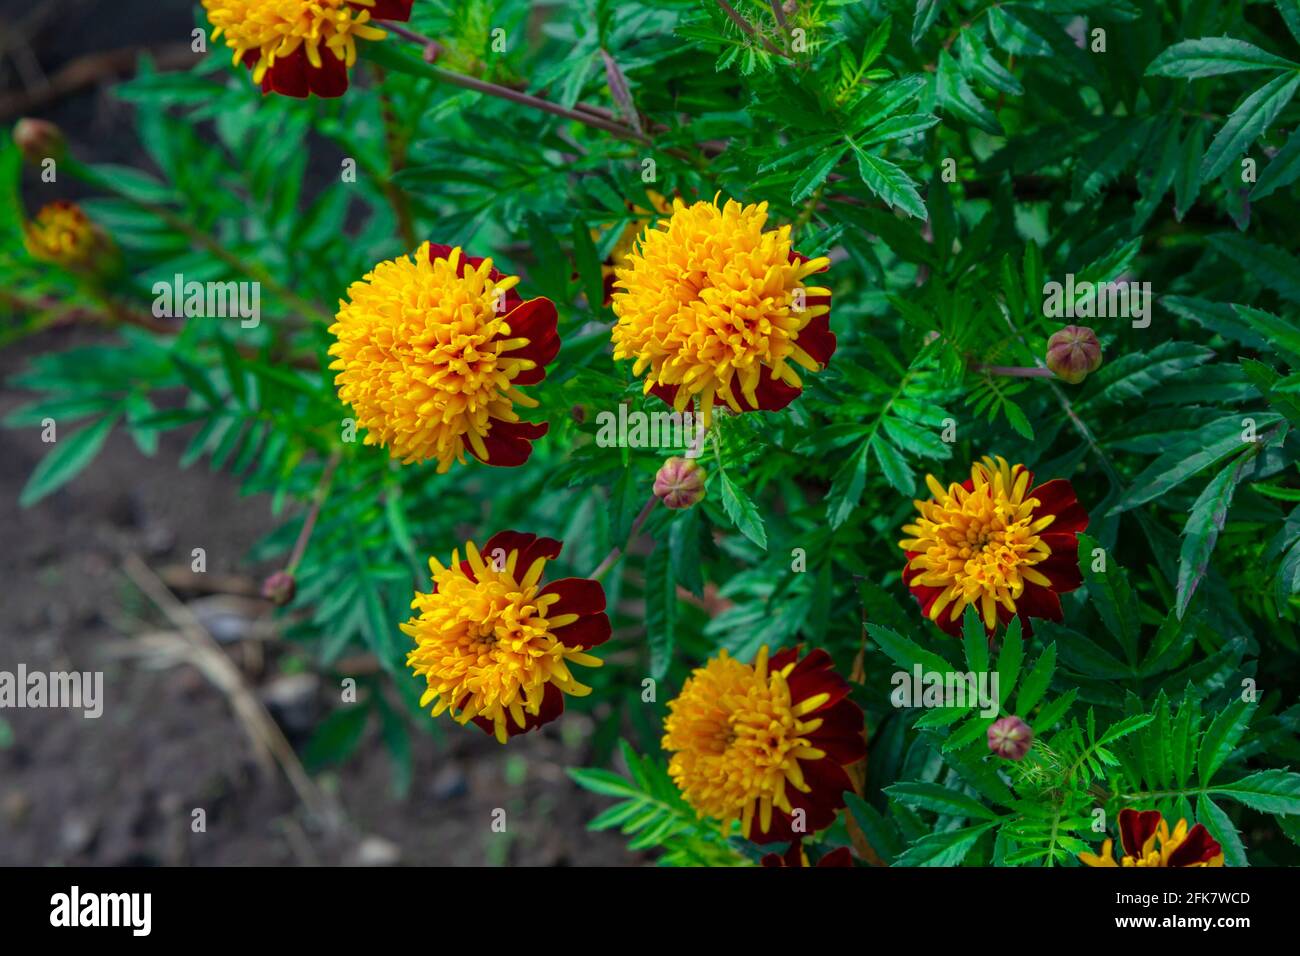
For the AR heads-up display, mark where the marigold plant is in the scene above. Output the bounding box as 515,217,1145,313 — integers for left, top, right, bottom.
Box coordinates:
5,0,1300,874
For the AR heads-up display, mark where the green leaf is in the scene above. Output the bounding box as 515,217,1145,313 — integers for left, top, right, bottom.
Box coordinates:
912,0,947,46
1077,534,1140,663
995,617,1023,708
850,142,927,219
716,470,768,550
1197,698,1255,784
644,543,677,681
1176,456,1253,617
1146,37,1297,79
886,782,998,820
867,623,955,676
894,821,996,866
791,146,846,202
1198,71,1300,183
935,49,1002,134
1196,794,1248,867
1211,770,1300,815
1252,126,1300,199
20,414,120,508
303,704,369,770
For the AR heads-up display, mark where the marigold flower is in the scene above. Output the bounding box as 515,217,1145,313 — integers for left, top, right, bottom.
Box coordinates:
402,532,610,744
662,646,866,843
899,455,1089,636
610,196,835,427
201,0,413,98
1079,808,1224,867
760,842,853,867
329,242,559,472
23,201,112,272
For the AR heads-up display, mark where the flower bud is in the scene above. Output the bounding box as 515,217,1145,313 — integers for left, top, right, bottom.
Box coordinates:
653,456,705,510
261,571,297,607
987,715,1033,760
22,201,116,275
12,118,65,164
1045,325,1102,384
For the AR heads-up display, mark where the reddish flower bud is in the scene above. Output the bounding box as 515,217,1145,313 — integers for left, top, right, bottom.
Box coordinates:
12,118,65,164
1045,325,1102,384
653,456,705,509
988,715,1033,760
261,571,297,607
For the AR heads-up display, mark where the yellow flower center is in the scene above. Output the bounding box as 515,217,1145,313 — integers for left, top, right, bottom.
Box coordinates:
611,197,831,425
202,0,387,80
662,647,830,838
402,541,601,744
328,243,541,471
900,456,1058,630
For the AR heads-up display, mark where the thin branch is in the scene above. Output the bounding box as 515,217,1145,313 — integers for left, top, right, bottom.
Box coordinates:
715,0,791,58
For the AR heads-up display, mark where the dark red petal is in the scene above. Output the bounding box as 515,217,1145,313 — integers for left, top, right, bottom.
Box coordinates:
470,681,565,738
903,558,963,637
481,531,563,572
424,243,523,308
769,645,802,672
754,757,853,844
266,47,310,98
816,847,854,867
807,698,868,765
307,46,350,97
760,852,785,868
539,577,607,616
744,366,803,413
464,418,548,467
1167,823,1223,867
797,312,837,367
1119,808,1163,858
785,649,853,713
1030,479,1090,534
1016,583,1063,624
647,380,680,410
1035,539,1083,592
502,297,560,385
549,612,611,650
361,0,414,20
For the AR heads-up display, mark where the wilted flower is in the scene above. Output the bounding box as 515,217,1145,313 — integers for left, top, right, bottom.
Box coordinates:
329,243,559,472
611,196,835,426
201,0,413,98
653,456,705,509
12,118,65,163
987,715,1033,760
761,842,853,867
402,532,609,744
261,570,297,606
1080,808,1224,867
1045,325,1102,384
23,201,114,273
900,455,1089,635
662,645,866,843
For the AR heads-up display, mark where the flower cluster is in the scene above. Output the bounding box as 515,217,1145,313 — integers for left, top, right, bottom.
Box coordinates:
1080,809,1225,868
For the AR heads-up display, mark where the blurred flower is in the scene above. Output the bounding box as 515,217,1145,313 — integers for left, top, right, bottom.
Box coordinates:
653,456,705,509
201,0,413,98
662,645,865,843
23,201,114,273
761,842,853,867
596,190,671,303
987,715,1033,760
611,196,835,427
1080,808,1224,867
329,242,559,472
261,570,297,606
1045,325,1102,384
402,532,609,744
899,455,1089,636
12,118,65,163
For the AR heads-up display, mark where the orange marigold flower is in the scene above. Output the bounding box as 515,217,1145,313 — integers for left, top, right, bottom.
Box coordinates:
610,196,835,427
402,532,610,744
201,0,413,98
662,646,865,844
1079,808,1225,867
899,455,1089,636
329,242,559,472
23,201,112,272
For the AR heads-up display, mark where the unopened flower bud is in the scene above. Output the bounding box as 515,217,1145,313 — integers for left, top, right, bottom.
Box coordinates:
988,715,1033,760
22,201,116,275
1045,325,1102,384
653,456,705,509
12,118,65,164
261,571,297,607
